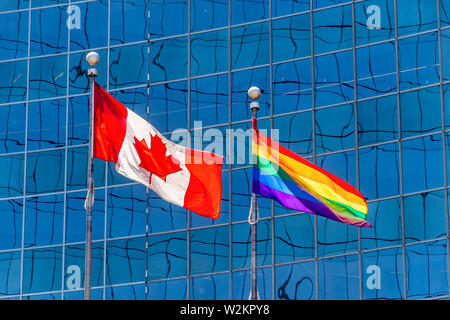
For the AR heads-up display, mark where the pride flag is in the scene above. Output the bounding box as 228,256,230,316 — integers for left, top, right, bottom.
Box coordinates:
252,123,371,228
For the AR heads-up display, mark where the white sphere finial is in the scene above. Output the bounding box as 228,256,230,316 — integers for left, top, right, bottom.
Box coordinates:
86,52,100,67
248,86,261,100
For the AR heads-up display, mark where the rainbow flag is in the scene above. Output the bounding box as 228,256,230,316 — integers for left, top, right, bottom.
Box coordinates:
252,124,371,228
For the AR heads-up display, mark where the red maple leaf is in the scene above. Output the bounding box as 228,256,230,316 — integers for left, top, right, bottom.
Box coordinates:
133,134,182,182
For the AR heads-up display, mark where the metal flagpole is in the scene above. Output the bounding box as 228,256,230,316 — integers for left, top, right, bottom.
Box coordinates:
248,86,261,300
84,51,99,300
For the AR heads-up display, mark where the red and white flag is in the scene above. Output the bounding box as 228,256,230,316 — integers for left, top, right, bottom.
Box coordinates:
93,83,223,219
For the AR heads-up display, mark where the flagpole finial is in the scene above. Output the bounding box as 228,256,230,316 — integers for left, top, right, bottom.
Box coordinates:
86,51,99,78
248,86,260,112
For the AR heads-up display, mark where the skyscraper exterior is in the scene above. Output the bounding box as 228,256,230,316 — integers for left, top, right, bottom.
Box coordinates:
0,0,449,300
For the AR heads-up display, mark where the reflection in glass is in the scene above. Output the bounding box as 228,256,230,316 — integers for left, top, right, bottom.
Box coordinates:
110,0,149,45
396,0,437,36
105,284,145,300
0,103,26,154
0,59,27,104
69,50,107,95
150,37,188,83
355,0,395,45
0,11,28,61
148,278,187,299
275,261,315,300
190,0,227,32
0,251,21,297
110,43,148,89
272,13,310,62
26,149,65,195
317,216,358,257
0,153,24,198
150,0,187,39
231,22,269,70
232,267,272,299
190,273,229,299
30,6,67,56
0,199,22,250
191,29,228,77
272,0,309,17
29,55,67,100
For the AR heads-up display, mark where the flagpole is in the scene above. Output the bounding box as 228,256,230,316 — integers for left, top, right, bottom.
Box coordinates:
84,51,99,300
248,86,261,300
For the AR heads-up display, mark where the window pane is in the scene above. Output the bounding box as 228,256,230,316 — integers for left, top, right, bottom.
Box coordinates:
405,240,448,299
110,0,149,45
317,216,358,257
106,237,146,285
148,190,187,233
67,146,106,190
443,29,450,81
0,11,28,61
314,50,354,107
22,247,62,294
273,112,313,157
0,251,21,297
68,95,89,146
190,273,229,300
356,41,397,99
190,29,228,77
400,85,441,139
30,6,67,56
313,5,353,55
29,55,67,100
318,254,359,300
441,0,450,26
361,197,402,250
148,279,187,299
275,261,315,300
148,231,187,280
0,59,27,104
357,94,398,146
150,37,188,83
274,214,315,263
190,226,229,275
26,149,65,195
273,58,312,114
150,0,187,39
397,0,437,37
232,267,272,299
105,284,145,300
272,0,309,17
27,99,66,151
0,153,24,198
110,43,148,89
24,194,64,247
272,13,311,62
0,199,22,250
0,103,26,155
355,0,395,46
190,0,228,32
231,22,269,70
316,150,356,187
231,0,268,25
359,142,400,200
0,1,29,12
402,134,444,194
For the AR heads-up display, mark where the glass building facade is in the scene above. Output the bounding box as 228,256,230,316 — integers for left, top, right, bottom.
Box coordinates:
0,0,449,300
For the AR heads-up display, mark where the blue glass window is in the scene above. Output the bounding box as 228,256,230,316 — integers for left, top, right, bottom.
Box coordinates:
275,261,315,300
356,41,397,99
190,273,229,300
148,279,187,299
111,86,148,119
190,0,228,32
441,0,450,26
273,111,313,157
232,220,272,269
231,22,269,70
314,50,354,107
231,0,268,25
0,1,29,12
402,134,444,194
148,190,187,233
362,248,404,299
0,199,22,250
106,237,146,285
0,103,26,155
274,214,315,263
313,0,350,9
272,13,311,62
398,32,440,90
150,0,187,39
64,242,104,289
231,66,270,121
149,81,188,134
0,59,27,104
0,251,21,297
317,216,358,257
361,197,402,250
22,247,62,294
107,184,147,238
0,11,28,61
110,43,148,89
315,104,355,154
316,150,356,187
110,0,148,45
190,74,228,127
355,0,395,46
68,95,89,146
150,37,188,83
318,254,359,300
26,149,65,195
443,29,450,81
65,190,105,243
272,0,309,17
190,226,229,275
69,49,107,95
404,190,446,243
148,231,187,280
359,142,400,200
24,194,64,247
27,99,66,151
29,54,67,100
273,58,312,114
405,240,448,299
397,0,437,37
232,267,272,299
105,284,145,300
313,4,353,55
66,147,106,191
30,6,67,56
191,29,228,77
358,94,398,146
32,0,68,7
0,153,24,198
400,85,442,139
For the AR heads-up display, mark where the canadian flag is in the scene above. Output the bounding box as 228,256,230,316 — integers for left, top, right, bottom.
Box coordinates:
93,83,223,219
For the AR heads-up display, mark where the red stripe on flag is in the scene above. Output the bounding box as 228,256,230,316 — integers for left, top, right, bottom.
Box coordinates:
93,83,128,163
184,150,223,219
